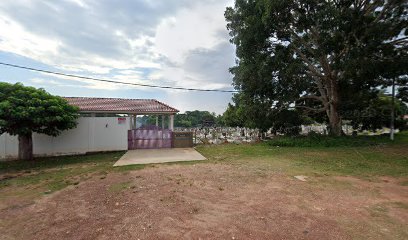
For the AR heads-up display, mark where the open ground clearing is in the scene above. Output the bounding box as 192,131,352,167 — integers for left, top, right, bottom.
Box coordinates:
0,134,407,239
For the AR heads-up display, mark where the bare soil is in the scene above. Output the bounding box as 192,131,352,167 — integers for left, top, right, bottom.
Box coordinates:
1,163,407,240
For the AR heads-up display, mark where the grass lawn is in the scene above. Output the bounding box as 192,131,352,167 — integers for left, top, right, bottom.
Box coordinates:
0,132,407,198
198,131,408,177
0,132,407,239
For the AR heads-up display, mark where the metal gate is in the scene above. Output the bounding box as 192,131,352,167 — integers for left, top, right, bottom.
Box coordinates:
128,126,172,149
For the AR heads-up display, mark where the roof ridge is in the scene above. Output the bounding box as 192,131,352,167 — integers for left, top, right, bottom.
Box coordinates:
154,99,180,112
63,97,179,113
63,96,155,101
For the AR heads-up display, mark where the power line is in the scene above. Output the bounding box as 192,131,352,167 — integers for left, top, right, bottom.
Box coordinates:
0,62,239,93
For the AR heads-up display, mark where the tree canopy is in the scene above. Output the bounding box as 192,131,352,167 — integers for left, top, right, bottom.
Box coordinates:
225,0,408,135
0,82,79,160
352,92,408,131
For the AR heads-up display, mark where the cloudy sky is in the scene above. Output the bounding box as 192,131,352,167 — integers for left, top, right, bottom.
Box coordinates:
0,0,236,114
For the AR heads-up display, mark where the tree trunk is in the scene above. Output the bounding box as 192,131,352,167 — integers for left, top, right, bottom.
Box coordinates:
326,80,342,136
18,133,33,161
328,105,342,136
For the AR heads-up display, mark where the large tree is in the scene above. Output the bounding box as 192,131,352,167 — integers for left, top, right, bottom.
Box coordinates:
225,0,407,135
0,82,79,160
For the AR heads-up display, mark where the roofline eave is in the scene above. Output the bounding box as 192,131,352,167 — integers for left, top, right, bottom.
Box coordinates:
78,110,179,115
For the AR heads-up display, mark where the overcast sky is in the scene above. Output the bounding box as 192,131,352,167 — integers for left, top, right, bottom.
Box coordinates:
0,0,236,114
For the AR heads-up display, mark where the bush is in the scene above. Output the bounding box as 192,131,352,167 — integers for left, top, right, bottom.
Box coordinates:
265,132,406,148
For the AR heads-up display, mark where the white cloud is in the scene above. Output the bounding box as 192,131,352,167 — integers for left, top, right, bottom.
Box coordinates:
0,0,236,113
154,1,231,63
0,16,61,60
151,1,235,90
31,77,81,88
66,0,88,8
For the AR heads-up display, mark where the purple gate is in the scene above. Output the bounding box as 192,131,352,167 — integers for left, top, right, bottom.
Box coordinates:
128,126,172,149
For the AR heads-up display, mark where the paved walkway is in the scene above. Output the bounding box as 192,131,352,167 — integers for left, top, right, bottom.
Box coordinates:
113,148,206,166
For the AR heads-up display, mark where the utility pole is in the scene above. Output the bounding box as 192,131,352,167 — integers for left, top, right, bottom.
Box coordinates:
390,78,395,141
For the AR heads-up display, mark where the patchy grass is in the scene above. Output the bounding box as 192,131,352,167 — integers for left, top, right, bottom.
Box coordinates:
0,151,145,197
399,180,408,186
0,133,407,239
108,181,134,192
390,201,408,210
0,151,125,173
0,131,407,204
368,203,390,217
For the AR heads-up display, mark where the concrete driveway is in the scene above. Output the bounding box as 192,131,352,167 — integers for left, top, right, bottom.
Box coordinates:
113,148,206,166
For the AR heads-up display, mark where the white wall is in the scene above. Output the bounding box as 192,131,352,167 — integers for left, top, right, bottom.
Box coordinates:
0,117,130,160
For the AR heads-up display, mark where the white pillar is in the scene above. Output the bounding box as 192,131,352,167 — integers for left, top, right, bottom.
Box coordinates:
156,116,159,127
169,115,174,131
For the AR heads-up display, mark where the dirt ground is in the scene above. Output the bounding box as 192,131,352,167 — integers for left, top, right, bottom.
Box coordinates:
1,162,407,240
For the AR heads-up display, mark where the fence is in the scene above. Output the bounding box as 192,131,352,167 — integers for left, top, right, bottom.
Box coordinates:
0,117,130,160
174,127,261,145
173,124,393,145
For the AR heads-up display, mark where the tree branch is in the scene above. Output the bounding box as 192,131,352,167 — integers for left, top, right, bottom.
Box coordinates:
297,95,324,102
291,44,325,79
295,105,327,113
373,1,394,23
388,37,408,46
305,71,329,104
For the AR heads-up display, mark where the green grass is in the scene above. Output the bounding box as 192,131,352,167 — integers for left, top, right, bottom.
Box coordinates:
265,131,408,147
0,151,125,173
196,131,408,177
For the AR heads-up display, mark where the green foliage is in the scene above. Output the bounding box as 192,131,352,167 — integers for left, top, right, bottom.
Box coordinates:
225,0,408,134
140,110,223,128
175,110,218,127
223,94,306,133
353,93,408,131
396,85,408,103
0,82,79,136
269,109,304,135
265,132,408,148
223,103,245,127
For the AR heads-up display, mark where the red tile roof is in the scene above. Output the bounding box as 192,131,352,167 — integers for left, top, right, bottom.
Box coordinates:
64,97,179,114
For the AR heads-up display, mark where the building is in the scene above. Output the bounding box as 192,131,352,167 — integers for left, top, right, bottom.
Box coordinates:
0,97,179,160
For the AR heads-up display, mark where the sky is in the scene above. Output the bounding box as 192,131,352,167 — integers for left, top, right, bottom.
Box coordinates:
0,0,236,114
